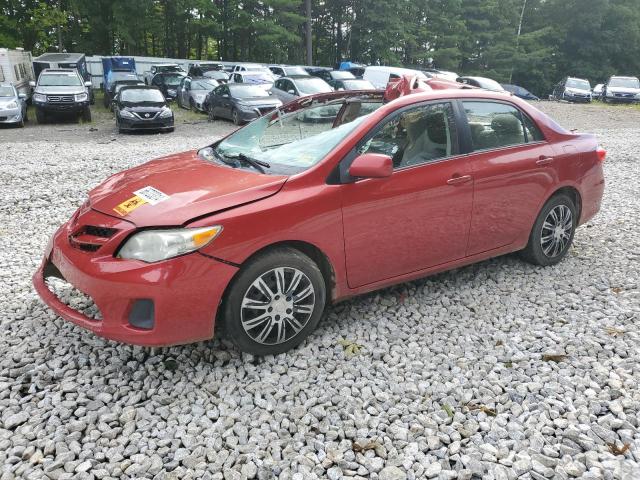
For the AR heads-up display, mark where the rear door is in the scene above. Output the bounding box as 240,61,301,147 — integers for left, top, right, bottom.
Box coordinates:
460,100,555,256
340,100,474,288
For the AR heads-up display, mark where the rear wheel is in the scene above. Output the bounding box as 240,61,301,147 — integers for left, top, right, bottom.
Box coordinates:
189,98,196,111
223,248,327,355
520,194,577,266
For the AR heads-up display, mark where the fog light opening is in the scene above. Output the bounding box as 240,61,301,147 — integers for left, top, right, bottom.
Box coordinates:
128,299,155,330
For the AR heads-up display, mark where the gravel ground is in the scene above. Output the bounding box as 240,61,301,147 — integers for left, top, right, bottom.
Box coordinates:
0,102,639,480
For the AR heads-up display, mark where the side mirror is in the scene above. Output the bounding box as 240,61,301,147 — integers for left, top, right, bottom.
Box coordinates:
287,89,296,95
84,81,92,87
18,93,27,99
348,153,393,179
222,93,229,98
29,81,36,87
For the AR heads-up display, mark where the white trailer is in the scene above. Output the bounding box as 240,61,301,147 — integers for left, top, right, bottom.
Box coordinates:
0,48,35,98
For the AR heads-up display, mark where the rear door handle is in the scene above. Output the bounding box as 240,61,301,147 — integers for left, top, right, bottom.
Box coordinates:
536,156,554,166
447,174,473,186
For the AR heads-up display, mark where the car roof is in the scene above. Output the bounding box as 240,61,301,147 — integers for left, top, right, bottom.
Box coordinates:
609,75,639,80
34,52,85,62
154,63,179,66
286,75,318,80
566,77,589,81
41,68,78,74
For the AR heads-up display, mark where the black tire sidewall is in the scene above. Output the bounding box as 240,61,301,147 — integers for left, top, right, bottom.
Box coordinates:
232,109,240,125
523,194,577,266
223,248,326,356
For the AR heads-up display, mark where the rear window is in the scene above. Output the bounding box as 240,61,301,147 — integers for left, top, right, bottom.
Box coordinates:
464,101,534,151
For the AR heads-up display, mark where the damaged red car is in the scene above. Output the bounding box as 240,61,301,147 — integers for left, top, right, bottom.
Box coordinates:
34,86,605,355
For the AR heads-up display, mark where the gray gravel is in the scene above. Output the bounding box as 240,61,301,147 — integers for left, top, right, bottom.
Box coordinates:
0,102,639,480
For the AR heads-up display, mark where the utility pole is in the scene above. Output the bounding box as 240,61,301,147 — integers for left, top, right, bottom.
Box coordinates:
509,0,527,83
57,0,63,52
305,0,312,65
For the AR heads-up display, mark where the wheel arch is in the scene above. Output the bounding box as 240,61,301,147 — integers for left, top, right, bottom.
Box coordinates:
548,185,582,223
223,239,337,304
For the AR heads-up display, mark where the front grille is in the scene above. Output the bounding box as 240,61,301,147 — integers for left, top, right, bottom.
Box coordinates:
47,95,74,103
133,111,159,120
0,117,7,121
69,224,119,252
45,276,102,321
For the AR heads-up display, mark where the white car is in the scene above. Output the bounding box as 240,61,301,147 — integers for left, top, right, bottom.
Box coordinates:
362,66,429,90
456,76,506,92
229,71,274,91
592,83,604,99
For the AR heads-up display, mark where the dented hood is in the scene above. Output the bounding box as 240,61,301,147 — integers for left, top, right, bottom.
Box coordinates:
89,150,287,226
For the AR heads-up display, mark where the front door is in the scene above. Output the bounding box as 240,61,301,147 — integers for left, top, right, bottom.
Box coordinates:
340,101,474,288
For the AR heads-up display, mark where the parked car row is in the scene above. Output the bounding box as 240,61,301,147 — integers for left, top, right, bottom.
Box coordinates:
549,75,640,104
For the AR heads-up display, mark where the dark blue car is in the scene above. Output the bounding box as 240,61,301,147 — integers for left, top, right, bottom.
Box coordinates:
502,84,540,101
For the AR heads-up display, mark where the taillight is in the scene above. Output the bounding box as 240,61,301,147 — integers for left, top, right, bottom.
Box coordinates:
596,147,606,163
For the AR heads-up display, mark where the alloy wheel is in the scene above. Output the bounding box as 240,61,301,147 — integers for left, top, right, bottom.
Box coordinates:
540,204,573,258
240,267,315,345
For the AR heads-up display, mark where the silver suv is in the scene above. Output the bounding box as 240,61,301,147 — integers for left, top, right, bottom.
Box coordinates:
30,68,92,123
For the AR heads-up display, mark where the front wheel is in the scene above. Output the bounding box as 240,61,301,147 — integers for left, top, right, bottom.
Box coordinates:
82,107,92,122
520,194,577,266
223,248,327,355
35,108,46,124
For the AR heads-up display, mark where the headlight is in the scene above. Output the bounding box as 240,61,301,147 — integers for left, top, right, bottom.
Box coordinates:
118,226,222,263
159,107,173,118
3,101,18,109
167,89,177,95
33,93,47,102
74,93,88,102
119,109,135,119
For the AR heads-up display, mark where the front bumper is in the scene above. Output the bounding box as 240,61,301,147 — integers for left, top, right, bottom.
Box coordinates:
605,94,639,104
237,105,278,122
33,207,237,346
0,107,23,124
118,115,174,131
34,100,89,113
564,92,591,103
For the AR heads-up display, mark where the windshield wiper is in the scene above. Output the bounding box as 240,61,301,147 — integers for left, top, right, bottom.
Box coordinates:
223,153,270,173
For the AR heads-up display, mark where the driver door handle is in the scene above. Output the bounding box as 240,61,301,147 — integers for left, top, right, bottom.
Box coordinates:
447,174,472,186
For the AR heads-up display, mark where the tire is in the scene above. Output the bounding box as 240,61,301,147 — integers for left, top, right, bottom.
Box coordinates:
520,194,577,266
17,117,24,128
189,98,196,111
223,248,327,355
208,105,217,121
177,95,183,109
232,108,241,125
35,108,46,124
82,107,92,122
23,108,28,122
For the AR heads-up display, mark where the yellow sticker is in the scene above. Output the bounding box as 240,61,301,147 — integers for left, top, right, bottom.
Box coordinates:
113,195,147,216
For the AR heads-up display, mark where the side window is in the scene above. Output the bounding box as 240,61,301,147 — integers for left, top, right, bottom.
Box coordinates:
463,101,526,151
14,65,21,81
184,78,191,89
274,79,282,90
522,113,545,142
0,66,4,82
389,73,400,81
359,102,459,169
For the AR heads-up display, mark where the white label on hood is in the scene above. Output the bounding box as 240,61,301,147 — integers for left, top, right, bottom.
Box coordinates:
134,186,169,205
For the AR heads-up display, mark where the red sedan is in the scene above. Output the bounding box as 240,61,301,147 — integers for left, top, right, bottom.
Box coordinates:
34,88,605,355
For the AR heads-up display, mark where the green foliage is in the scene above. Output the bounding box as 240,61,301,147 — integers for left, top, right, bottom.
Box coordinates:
2,0,640,97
